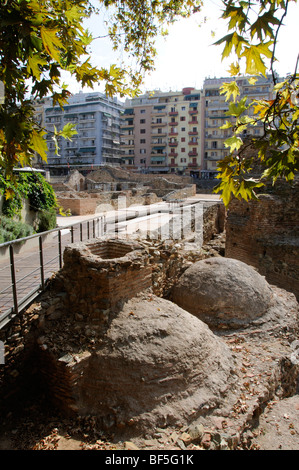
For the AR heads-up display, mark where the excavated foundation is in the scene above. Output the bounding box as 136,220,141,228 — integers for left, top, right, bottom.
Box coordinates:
35,239,299,442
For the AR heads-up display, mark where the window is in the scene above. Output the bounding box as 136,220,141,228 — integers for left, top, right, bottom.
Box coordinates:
181,148,185,152
181,127,185,132
180,157,186,162
140,109,146,114
212,141,218,149
181,106,186,111
181,137,185,142
140,129,146,134
140,139,146,143
180,116,186,121
140,119,146,123
140,149,146,154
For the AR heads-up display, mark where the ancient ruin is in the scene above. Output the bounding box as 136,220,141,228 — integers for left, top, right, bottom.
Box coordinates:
226,178,299,301
52,168,197,216
171,257,294,330
0,167,298,450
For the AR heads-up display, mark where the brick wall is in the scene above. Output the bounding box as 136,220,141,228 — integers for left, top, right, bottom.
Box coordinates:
226,180,299,299
60,239,152,323
57,197,98,215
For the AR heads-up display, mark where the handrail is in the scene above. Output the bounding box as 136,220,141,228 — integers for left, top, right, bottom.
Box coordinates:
0,214,107,330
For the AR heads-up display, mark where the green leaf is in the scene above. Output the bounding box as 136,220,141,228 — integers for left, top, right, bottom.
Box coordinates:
224,135,243,152
226,97,248,117
220,81,240,102
29,129,48,161
61,123,78,140
214,32,248,60
220,121,233,130
241,42,273,76
227,62,241,76
222,5,248,31
250,12,280,41
40,27,63,62
27,54,47,80
248,77,258,85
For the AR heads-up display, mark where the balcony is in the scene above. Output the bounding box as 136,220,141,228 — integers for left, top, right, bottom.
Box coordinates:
188,162,199,167
189,109,198,115
188,119,198,125
151,140,166,146
188,131,198,135
122,155,135,160
169,111,178,116
151,131,167,137
151,121,167,127
188,141,198,145
120,123,134,129
151,111,167,117
169,141,178,147
121,143,135,148
168,121,178,126
169,152,178,157
151,152,167,158
188,151,198,157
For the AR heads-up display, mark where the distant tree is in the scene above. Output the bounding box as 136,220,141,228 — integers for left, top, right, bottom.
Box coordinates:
212,0,299,206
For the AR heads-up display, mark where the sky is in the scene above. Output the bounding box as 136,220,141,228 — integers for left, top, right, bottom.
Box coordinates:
64,0,299,98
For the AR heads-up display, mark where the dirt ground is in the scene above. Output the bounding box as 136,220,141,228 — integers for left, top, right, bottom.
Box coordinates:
0,390,298,451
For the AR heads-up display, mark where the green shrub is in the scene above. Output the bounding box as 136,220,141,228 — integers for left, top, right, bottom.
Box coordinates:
0,171,58,218
36,208,57,233
0,216,33,243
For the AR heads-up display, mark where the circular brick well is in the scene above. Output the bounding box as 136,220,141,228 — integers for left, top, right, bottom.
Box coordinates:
61,238,152,323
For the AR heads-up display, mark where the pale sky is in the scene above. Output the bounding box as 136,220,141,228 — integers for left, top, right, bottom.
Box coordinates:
63,0,299,98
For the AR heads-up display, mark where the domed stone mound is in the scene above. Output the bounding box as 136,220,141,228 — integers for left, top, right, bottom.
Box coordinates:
76,295,236,432
172,257,274,329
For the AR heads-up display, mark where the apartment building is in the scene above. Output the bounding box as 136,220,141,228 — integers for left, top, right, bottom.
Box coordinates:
121,87,202,175
202,75,275,175
37,91,124,176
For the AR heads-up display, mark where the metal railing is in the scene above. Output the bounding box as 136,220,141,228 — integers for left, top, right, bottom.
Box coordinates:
0,215,107,330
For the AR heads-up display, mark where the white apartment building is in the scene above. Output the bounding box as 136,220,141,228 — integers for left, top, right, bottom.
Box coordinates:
35,91,124,176
202,75,275,176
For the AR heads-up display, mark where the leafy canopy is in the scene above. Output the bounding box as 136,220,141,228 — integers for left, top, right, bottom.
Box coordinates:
213,0,299,207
